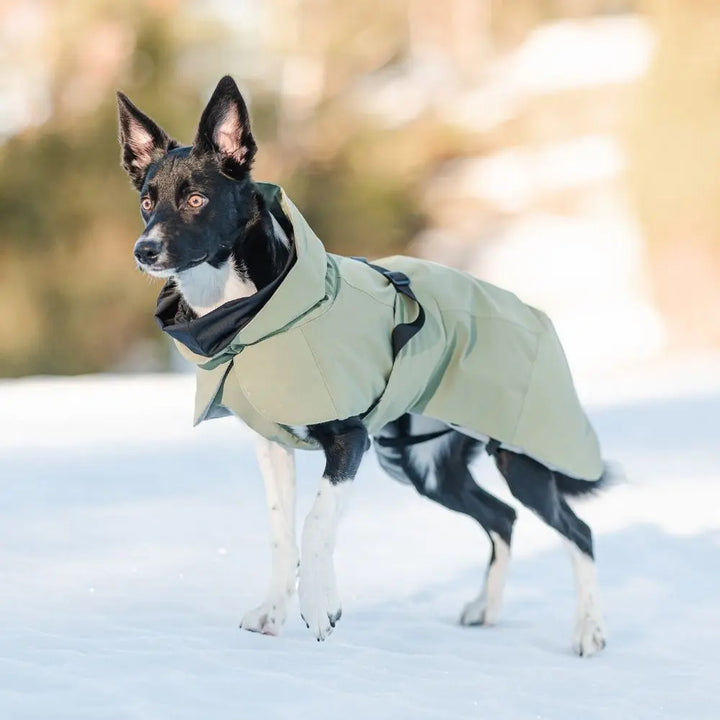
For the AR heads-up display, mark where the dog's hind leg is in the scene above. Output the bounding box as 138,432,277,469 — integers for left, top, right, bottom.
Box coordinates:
240,436,298,636
492,448,606,656
374,416,517,627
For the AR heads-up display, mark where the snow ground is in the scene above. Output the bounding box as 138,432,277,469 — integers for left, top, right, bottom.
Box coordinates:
1,359,719,720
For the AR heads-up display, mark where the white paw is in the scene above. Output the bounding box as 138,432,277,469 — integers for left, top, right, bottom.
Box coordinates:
298,562,341,641
240,597,288,636
459,595,500,626
573,614,607,657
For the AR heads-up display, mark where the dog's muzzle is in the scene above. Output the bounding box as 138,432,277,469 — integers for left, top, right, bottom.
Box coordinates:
134,238,163,267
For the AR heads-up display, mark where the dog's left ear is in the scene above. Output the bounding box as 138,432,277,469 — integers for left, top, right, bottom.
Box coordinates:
117,92,176,190
194,75,257,178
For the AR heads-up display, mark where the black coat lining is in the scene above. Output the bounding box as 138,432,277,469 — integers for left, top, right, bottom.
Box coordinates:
154,246,296,358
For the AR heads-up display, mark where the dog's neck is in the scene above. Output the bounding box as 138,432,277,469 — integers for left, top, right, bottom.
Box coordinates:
175,189,291,318
175,260,256,317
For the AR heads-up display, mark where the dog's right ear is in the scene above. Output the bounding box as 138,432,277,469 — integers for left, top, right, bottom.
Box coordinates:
116,92,175,190
193,76,257,179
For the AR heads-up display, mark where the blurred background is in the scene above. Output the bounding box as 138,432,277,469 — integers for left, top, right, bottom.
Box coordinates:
1,0,718,379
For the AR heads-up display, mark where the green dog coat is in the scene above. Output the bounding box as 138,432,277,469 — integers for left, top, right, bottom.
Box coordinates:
155,183,603,481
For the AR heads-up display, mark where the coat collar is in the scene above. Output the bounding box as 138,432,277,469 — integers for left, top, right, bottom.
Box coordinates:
154,183,329,361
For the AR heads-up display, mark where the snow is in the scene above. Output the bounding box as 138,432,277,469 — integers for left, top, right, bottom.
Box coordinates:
1,360,719,719
437,136,624,212
445,15,655,133
359,16,655,131
506,16,655,95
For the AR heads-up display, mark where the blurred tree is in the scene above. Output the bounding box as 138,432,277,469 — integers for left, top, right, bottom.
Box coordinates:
259,0,427,259
0,0,223,376
0,0,651,377
628,0,720,347
0,0,431,376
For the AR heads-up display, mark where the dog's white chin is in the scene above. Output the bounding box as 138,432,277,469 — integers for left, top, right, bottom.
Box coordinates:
138,264,176,279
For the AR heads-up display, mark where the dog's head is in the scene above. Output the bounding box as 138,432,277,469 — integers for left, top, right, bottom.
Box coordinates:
117,76,258,278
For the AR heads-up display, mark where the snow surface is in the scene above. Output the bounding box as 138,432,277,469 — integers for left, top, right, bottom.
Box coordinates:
1,360,719,719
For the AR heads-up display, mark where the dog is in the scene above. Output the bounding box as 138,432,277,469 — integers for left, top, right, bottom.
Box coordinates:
117,75,610,656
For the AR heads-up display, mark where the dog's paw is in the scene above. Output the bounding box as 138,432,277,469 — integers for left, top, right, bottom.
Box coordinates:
240,597,288,636
300,605,342,642
298,569,341,641
458,595,500,626
572,614,607,657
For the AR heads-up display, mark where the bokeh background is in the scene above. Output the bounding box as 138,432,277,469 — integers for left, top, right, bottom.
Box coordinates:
1,0,719,379
2,4,720,714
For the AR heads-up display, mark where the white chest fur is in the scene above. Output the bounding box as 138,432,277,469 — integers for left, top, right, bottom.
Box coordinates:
176,260,256,317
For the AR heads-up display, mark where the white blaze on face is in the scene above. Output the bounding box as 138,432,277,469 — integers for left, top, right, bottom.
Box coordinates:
144,224,164,241
136,225,174,278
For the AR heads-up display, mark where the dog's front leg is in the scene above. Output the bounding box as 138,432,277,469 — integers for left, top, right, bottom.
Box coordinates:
240,436,297,636
299,420,368,641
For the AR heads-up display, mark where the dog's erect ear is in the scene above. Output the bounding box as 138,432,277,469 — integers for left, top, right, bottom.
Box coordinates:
194,76,257,178
116,92,175,190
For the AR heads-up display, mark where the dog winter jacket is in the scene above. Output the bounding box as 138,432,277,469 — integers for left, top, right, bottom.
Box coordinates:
156,183,603,481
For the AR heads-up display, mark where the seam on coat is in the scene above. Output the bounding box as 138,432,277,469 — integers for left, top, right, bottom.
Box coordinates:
235,258,338,343
299,328,340,417
238,295,332,341
509,330,543,446
227,361,322,444
193,362,233,424
340,276,396,308
438,307,543,334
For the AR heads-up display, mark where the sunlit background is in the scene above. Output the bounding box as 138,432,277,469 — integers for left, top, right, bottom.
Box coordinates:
1,0,718,379
2,4,720,713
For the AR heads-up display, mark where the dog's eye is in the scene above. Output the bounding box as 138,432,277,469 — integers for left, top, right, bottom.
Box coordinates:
140,197,153,213
187,194,207,209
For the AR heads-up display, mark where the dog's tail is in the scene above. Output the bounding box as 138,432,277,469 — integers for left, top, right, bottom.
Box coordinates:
554,460,625,497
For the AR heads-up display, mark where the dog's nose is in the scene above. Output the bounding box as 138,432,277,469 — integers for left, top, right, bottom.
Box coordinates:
134,239,163,265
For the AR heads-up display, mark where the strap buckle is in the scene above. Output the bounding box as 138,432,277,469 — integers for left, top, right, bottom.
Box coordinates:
352,257,410,287
383,270,410,287
351,255,425,362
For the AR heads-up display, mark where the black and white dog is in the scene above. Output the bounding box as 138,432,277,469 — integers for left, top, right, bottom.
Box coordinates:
117,76,609,656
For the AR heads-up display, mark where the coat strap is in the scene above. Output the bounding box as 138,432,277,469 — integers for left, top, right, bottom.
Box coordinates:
485,439,502,456
374,428,453,448
351,257,426,359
